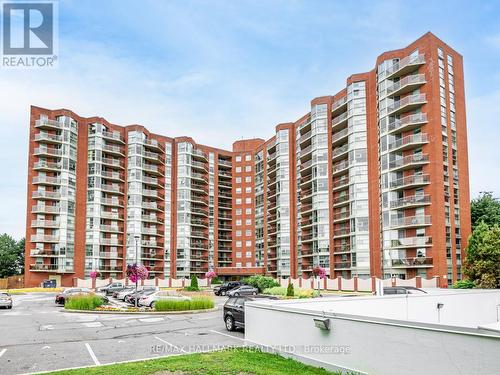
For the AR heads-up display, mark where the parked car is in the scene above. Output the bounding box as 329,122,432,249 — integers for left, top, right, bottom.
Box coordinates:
99,282,124,295
223,295,278,331
383,286,427,295
139,290,191,308
125,288,157,305
55,288,92,304
227,285,258,297
0,292,13,309
115,286,136,300
213,281,243,296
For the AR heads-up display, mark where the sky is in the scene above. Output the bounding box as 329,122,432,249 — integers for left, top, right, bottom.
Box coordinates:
0,0,499,239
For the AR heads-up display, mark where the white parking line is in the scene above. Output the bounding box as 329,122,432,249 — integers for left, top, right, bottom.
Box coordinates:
209,330,245,341
84,343,101,366
0,348,6,358
139,317,164,323
154,336,186,353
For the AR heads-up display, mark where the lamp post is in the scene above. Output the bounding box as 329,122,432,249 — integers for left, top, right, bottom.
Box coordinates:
134,235,140,307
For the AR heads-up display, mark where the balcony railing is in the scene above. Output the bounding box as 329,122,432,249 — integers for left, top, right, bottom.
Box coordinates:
386,74,426,96
144,139,164,151
384,53,425,79
387,94,427,116
34,147,62,157
30,264,73,272
333,160,350,174
101,211,124,220
389,174,430,189
32,190,61,199
31,234,59,242
387,113,428,134
390,194,431,209
33,176,61,185
31,220,59,228
100,238,123,246
332,127,349,143
35,119,62,129
332,111,349,126
390,236,432,248
388,133,428,151
32,205,60,213
218,159,232,168
391,257,433,268
101,130,124,142
388,153,429,170
35,133,63,143
102,144,125,155
33,161,61,170
390,215,431,228
101,158,124,168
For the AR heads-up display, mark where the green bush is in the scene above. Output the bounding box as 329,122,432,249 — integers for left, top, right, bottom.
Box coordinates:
286,282,294,297
243,275,279,292
454,279,475,289
65,294,105,310
184,275,200,291
211,277,222,284
263,286,319,298
154,296,214,311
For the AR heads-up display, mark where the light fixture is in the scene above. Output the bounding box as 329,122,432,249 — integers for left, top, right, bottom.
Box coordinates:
313,318,330,330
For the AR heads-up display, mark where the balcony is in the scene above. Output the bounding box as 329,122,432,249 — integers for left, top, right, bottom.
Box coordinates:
142,227,161,235
334,228,351,237
101,184,123,194
34,132,62,144
334,261,351,270
333,245,351,254
96,265,123,272
32,190,61,200
218,159,232,168
143,164,163,176
390,194,431,209
388,133,428,152
142,214,163,223
31,220,59,228
390,215,431,229
32,205,60,214
142,240,162,248
218,170,232,179
332,160,350,176
332,127,349,146
332,144,349,161
100,238,123,246
142,189,163,199
387,94,427,116
333,194,350,207
390,236,432,249
30,234,59,243
333,177,349,191
192,149,208,161
191,160,207,171
384,53,425,80
30,264,73,272
101,158,124,169
33,176,61,185
102,144,125,156
388,153,429,172
300,144,314,158
191,218,208,227
101,170,124,181
142,176,162,187
389,174,430,190
332,96,348,116
391,256,433,268
192,207,209,216
101,130,124,143
30,249,61,257
100,225,123,233
332,111,348,128
143,150,162,163
386,74,426,98
34,147,62,157
35,118,62,130
143,139,164,152
33,161,61,171
191,172,208,183
96,252,123,259
101,211,124,220
387,113,428,134
333,211,350,222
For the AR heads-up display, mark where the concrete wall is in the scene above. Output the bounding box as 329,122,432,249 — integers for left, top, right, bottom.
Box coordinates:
245,291,500,375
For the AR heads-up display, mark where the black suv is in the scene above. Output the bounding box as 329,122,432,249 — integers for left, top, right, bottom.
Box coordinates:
223,295,277,331
213,281,243,296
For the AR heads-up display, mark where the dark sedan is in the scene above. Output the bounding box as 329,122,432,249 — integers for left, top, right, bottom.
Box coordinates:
223,295,277,331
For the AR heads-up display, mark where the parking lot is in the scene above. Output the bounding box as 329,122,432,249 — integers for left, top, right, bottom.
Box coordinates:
0,293,244,374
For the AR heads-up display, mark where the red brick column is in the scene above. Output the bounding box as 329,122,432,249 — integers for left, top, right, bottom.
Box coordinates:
416,276,422,288
337,276,342,291
354,276,358,292
371,276,376,292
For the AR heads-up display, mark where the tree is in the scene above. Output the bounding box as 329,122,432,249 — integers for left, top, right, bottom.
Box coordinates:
471,192,500,229
463,221,500,288
286,282,295,297
0,234,24,278
186,274,200,291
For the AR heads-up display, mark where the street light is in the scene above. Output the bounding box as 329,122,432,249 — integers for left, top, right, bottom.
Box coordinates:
134,234,140,307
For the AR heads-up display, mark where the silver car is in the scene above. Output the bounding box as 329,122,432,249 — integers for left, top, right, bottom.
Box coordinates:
227,285,258,297
0,292,13,309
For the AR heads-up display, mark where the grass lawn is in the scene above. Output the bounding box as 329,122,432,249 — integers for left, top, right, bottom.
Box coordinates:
46,348,338,375
1,287,62,294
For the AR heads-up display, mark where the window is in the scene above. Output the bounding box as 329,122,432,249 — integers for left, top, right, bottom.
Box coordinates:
235,167,242,173
245,230,252,236
245,166,251,172
245,154,251,161
245,208,252,214
245,187,252,193
236,219,242,226
236,241,242,248
236,187,242,194
236,262,242,267
235,177,241,183
246,262,252,267
245,219,251,225
246,251,252,257
235,156,242,162
236,209,242,215
236,230,242,237
245,198,251,204
245,176,251,183
236,198,242,205
236,252,242,258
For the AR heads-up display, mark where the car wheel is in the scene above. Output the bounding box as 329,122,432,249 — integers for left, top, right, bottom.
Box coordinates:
225,316,235,331
252,291,257,296
235,292,240,296
8,305,12,309
150,302,155,309
221,290,226,296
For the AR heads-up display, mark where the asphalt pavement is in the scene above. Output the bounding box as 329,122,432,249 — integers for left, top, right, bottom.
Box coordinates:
0,293,244,374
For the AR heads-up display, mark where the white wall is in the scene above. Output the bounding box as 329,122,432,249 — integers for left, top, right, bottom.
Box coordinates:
245,292,500,375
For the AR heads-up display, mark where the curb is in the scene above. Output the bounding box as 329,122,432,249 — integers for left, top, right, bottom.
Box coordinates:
62,307,219,315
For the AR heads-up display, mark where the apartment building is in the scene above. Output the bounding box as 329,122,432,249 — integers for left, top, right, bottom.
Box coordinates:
25,32,470,287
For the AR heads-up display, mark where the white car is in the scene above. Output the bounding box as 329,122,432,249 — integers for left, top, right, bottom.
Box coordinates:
115,287,136,300
138,290,191,308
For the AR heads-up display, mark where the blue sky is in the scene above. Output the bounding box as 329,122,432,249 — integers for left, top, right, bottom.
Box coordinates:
1,0,499,238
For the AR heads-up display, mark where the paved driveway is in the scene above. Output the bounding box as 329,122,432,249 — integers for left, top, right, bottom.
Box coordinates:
0,293,244,374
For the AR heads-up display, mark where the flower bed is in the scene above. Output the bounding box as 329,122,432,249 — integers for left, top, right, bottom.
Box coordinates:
65,294,106,310
154,296,214,311
263,286,320,299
